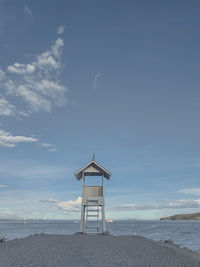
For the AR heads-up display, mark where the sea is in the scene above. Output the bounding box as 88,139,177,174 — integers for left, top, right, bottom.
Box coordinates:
0,220,200,253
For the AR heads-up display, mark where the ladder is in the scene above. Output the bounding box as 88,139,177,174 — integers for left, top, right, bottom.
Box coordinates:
85,200,100,235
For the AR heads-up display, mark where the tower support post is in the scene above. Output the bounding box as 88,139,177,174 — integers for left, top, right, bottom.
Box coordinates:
101,205,106,233
80,205,85,233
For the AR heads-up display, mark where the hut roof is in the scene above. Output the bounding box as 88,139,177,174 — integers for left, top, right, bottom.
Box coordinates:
74,160,111,180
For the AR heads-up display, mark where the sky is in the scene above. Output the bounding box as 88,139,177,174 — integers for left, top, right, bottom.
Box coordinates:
0,0,200,220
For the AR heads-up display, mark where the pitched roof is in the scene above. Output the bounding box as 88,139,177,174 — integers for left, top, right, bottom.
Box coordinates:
74,160,111,180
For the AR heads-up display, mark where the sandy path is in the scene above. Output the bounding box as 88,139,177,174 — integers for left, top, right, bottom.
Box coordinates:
0,234,200,267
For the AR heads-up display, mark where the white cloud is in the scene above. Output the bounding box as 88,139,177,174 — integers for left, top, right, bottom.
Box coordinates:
0,126,55,151
17,85,52,112
36,38,64,69
3,210,13,214
57,197,82,212
0,129,37,147
93,72,100,89
0,97,15,116
0,210,13,216
1,36,67,114
41,196,82,213
6,38,64,75
179,188,200,195
48,147,57,152
57,25,65,35
112,199,200,211
7,63,35,74
40,143,53,148
0,32,67,151
40,143,57,152
0,128,56,151
0,185,8,188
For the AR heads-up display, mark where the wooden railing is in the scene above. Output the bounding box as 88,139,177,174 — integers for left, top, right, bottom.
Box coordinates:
83,186,103,197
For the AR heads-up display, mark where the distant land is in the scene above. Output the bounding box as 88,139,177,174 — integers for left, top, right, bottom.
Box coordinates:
160,212,200,220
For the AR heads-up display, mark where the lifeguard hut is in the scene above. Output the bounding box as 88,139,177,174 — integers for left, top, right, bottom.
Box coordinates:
74,156,111,234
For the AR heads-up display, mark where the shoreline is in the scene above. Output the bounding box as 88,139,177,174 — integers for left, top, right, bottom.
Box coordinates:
0,234,200,267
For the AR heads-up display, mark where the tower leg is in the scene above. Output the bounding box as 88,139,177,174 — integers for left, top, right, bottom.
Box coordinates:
101,205,106,233
80,205,85,233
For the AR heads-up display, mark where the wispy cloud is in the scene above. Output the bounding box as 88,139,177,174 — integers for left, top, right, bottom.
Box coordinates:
111,199,200,211
0,129,37,147
40,143,57,152
0,32,67,151
57,197,82,212
0,128,56,151
24,3,32,17
179,188,200,195
40,198,58,203
57,25,65,35
0,97,16,116
93,72,100,90
0,36,67,116
0,185,8,188
112,25,119,31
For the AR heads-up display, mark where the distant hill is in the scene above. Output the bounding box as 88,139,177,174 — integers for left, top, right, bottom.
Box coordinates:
160,212,200,220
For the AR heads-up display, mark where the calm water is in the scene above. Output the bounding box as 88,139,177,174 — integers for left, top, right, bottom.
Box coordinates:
0,220,200,253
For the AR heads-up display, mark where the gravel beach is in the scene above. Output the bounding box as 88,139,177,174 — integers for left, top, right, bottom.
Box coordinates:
0,234,200,267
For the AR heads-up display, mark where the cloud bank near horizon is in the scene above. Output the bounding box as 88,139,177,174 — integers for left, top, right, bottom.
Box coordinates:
178,188,200,195
111,199,200,211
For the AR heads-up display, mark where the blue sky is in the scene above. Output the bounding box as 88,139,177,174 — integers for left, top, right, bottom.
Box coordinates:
0,0,200,220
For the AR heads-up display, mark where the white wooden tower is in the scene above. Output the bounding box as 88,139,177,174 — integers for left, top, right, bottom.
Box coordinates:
74,156,111,234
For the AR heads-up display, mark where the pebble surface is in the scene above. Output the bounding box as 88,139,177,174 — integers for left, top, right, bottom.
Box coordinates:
0,234,200,267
